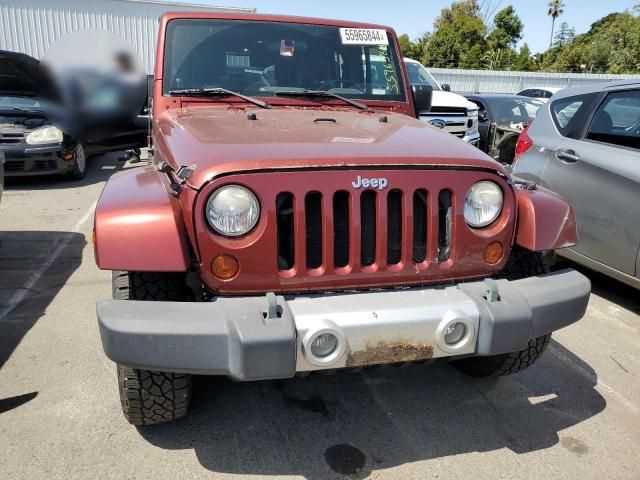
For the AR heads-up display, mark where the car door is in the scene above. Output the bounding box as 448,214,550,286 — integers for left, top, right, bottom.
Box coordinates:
541,88,640,277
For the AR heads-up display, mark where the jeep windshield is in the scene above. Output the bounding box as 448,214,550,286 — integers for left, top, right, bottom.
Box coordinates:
163,19,406,104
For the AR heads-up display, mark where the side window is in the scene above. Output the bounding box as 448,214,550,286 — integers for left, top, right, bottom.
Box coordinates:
550,94,597,138
544,90,554,98
587,90,640,149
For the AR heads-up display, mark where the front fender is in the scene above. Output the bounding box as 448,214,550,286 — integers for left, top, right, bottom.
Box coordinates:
515,186,578,252
94,166,190,271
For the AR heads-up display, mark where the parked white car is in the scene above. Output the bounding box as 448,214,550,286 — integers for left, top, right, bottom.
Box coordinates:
404,58,480,147
515,87,562,102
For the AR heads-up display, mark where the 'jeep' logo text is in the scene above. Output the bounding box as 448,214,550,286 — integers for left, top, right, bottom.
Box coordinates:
352,175,388,190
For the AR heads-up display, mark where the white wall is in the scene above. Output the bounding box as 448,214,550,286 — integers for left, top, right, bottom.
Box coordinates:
0,0,255,72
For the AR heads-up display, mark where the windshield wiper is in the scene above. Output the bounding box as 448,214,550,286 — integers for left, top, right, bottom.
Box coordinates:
275,90,369,111
168,87,270,109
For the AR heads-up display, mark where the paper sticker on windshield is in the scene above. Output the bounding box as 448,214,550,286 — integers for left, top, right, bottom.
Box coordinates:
340,28,388,45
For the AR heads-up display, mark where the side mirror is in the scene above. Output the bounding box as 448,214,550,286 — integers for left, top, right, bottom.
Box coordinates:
478,110,488,122
441,83,451,92
412,84,433,117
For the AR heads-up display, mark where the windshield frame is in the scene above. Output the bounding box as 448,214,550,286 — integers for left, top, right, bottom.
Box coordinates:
160,17,409,109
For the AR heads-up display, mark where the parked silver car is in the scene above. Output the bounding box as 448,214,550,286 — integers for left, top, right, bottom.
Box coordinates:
513,80,640,289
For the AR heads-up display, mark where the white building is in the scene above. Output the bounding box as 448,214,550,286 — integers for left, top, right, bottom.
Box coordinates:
0,0,255,72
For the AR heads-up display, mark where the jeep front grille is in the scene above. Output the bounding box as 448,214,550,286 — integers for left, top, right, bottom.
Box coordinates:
276,187,453,273
196,169,515,294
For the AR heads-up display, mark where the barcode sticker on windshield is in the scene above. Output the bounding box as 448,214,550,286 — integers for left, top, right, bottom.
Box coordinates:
340,28,388,45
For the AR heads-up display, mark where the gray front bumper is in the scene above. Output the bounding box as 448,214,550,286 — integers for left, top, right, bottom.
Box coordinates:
97,269,590,380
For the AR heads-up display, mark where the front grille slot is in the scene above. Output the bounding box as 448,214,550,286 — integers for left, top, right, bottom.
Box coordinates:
360,190,377,267
333,191,350,268
438,189,453,262
413,189,428,263
276,192,295,271
305,192,323,269
386,189,403,265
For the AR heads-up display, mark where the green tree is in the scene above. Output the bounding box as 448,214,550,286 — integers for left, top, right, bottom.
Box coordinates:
425,0,487,68
513,43,533,71
487,6,524,50
553,22,575,47
542,11,640,73
547,0,566,48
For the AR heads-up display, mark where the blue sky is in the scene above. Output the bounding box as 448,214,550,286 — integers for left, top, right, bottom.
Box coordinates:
173,0,638,54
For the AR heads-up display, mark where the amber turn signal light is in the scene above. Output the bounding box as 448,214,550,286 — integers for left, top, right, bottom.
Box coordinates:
484,242,504,265
212,254,239,280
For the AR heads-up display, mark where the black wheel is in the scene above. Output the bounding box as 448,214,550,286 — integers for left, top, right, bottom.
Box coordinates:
69,143,87,180
112,271,192,425
452,247,551,377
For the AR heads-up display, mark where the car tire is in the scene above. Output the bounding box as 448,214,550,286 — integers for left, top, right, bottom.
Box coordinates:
112,271,192,425
452,247,551,377
69,143,87,180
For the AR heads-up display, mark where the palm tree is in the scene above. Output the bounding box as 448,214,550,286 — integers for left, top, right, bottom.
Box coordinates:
548,0,565,48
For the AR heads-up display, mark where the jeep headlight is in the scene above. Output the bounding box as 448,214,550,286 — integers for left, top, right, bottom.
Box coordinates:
206,185,260,237
25,126,63,145
464,181,503,228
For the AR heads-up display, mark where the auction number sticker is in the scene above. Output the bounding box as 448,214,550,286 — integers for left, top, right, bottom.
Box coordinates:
340,28,389,45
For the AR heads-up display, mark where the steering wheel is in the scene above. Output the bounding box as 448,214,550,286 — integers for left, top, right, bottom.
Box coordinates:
317,79,364,92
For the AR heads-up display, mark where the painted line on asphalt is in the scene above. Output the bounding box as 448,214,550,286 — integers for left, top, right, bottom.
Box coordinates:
0,200,98,321
550,344,639,415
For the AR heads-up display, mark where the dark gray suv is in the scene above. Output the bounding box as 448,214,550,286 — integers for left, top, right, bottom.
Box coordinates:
513,80,640,289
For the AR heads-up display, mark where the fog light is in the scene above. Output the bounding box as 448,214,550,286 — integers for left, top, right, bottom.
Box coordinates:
484,241,504,264
310,333,339,358
444,322,467,346
211,254,239,280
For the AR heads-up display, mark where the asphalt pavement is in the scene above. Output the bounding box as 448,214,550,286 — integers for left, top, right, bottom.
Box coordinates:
0,153,638,480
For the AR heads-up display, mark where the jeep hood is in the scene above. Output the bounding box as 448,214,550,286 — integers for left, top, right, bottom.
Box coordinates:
156,106,504,190
431,91,477,112
0,50,42,97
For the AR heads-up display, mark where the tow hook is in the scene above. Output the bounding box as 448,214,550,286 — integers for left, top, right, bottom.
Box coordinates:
263,292,282,321
483,278,501,302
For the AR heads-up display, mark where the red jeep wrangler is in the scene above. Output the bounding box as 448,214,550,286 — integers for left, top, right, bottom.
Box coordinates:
94,12,590,425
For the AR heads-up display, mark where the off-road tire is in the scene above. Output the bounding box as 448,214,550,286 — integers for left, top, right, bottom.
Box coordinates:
112,271,192,425
453,247,551,377
453,334,551,377
498,245,550,280
118,366,191,426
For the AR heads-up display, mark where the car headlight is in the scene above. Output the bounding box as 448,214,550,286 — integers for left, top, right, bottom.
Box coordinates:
464,181,503,227
25,126,63,145
206,185,260,237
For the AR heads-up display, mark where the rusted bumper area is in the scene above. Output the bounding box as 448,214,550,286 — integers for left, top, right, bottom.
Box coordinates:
96,269,590,380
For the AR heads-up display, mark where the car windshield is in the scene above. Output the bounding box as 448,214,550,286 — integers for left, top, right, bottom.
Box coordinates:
488,97,543,125
163,19,406,102
0,95,41,110
404,61,441,90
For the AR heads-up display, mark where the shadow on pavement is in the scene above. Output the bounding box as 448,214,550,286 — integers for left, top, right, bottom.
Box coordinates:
0,231,85,370
3,151,138,191
552,259,639,315
139,340,606,479
0,391,37,414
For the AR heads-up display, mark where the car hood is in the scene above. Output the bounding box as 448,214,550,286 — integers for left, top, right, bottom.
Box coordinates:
0,50,43,97
431,91,477,111
156,106,504,190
